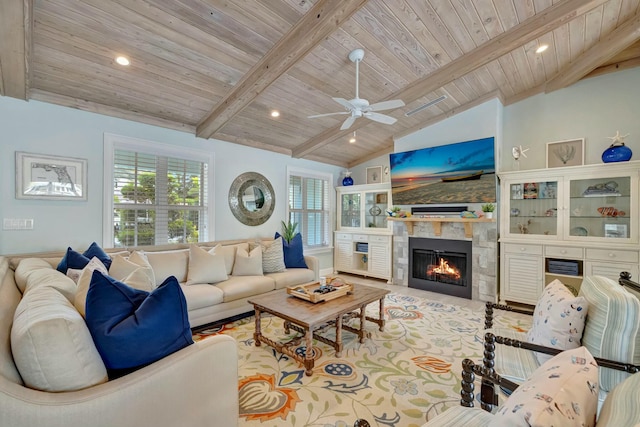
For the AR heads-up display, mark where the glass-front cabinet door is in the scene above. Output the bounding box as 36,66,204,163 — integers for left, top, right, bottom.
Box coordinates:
566,174,633,241
364,190,388,229
506,179,560,238
340,192,361,228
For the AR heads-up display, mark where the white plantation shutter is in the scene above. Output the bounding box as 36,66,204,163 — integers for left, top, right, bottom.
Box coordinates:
106,134,212,248
287,168,331,249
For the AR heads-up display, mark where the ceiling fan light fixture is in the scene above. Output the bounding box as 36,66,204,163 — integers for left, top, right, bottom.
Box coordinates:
535,44,549,54
349,132,356,143
115,56,130,66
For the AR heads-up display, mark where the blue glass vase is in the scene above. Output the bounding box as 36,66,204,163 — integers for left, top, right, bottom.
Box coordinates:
342,174,354,186
602,143,632,163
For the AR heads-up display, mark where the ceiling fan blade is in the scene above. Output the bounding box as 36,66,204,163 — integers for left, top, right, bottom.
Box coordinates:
364,112,397,125
340,116,357,130
332,97,356,110
368,99,405,111
307,112,349,118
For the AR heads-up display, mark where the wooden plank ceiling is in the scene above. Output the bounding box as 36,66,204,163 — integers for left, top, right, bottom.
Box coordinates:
1,0,639,168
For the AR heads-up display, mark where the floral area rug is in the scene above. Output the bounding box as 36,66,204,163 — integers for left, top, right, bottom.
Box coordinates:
192,293,529,427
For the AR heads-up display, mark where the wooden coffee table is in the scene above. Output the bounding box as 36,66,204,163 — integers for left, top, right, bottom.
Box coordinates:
248,284,390,376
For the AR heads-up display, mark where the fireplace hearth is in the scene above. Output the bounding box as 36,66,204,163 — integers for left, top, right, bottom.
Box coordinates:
409,237,472,299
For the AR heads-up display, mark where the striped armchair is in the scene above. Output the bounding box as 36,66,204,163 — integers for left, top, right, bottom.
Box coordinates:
480,273,640,416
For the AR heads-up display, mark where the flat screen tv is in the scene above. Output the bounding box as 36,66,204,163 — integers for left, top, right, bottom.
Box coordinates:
390,137,496,205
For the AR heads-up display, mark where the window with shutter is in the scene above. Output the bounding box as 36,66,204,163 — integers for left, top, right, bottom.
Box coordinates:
287,167,332,250
104,134,214,248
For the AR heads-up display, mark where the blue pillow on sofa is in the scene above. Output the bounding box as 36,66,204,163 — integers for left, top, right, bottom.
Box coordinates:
57,242,112,273
275,232,308,269
85,271,193,375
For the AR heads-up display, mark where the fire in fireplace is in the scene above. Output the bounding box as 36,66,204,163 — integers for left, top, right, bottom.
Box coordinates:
409,237,472,299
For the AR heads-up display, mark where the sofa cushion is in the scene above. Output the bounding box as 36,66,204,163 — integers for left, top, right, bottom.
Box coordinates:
266,268,315,290
276,232,308,268
232,246,263,276
108,251,155,286
579,275,640,392
527,279,588,364
15,258,54,292
180,283,225,311
186,244,228,285
216,275,275,303
20,264,77,303
73,257,110,317
213,244,240,275
494,346,598,427
11,286,108,391
85,272,193,373
144,249,189,286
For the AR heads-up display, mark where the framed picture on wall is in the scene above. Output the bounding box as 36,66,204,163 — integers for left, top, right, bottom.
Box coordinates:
15,152,88,201
546,138,584,168
366,166,383,184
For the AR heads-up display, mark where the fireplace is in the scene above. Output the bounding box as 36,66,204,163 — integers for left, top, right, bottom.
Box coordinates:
408,237,472,299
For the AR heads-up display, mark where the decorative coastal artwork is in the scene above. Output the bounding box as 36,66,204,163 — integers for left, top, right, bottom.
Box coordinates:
15,152,88,201
390,137,496,204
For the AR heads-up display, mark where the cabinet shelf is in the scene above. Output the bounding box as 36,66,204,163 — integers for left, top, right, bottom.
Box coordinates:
387,217,494,237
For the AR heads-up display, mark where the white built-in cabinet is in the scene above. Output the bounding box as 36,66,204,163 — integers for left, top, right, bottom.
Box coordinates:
499,162,640,305
334,183,392,282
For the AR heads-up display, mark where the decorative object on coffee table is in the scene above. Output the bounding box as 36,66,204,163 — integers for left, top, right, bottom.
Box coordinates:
602,131,632,163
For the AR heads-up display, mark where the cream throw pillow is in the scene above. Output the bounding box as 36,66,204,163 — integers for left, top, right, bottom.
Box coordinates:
186,244,228,285
108,251,156,287
73,257,109,317
232,246,263,276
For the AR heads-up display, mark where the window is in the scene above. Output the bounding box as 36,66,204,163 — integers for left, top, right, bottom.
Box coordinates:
287,167,332,251
104,134,214,248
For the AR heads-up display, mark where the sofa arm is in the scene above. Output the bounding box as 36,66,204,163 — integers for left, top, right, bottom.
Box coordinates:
304,255,319,281
0,334,238,427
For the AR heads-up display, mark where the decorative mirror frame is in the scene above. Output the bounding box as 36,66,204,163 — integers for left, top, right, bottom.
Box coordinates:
228,172,275,226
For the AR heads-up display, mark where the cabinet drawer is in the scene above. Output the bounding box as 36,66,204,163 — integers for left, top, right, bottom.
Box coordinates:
586,249,639,263
503,243,543,255
336,233,352,241
352,234,369,241
368,235,390,243
545,246,584,259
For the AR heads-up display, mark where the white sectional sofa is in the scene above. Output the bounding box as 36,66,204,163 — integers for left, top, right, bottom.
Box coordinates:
0,238,318,427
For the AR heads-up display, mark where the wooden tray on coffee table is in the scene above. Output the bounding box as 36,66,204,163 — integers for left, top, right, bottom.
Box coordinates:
287,279,353,303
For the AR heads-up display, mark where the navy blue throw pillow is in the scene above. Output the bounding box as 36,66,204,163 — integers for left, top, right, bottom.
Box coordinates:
56,247,91,274
85,271,193,374
275,232,308,269
83,242,112,270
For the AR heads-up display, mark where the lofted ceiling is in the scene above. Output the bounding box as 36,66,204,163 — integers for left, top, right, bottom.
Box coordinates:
1,0,640,168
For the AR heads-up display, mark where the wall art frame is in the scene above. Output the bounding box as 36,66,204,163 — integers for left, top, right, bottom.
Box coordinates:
546,138,585,168
366,166,383,184
15,152,88,201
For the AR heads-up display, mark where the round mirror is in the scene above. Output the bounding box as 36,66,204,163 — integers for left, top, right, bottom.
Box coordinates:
228,172,275,226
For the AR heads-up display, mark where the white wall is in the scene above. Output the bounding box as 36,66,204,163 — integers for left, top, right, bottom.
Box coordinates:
502,68,640,171
0,98,342,270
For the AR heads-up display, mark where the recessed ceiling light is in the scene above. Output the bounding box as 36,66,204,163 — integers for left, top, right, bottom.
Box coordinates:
535,44,549,54
115,56,130,66
270,110,280,118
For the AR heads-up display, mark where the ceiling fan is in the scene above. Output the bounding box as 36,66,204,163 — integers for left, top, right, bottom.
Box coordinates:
308,48,405,131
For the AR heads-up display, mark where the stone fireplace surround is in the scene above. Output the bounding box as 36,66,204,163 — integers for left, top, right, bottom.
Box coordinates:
391,221,497,302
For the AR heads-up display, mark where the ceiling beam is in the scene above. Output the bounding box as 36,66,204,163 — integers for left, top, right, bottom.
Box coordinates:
292,0,608,159
545,12,640,93
196,0,368,139
584,57,640,80
0,0,31,99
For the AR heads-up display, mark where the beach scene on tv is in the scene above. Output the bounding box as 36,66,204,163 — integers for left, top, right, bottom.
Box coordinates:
390,137,496,205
